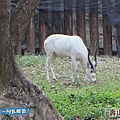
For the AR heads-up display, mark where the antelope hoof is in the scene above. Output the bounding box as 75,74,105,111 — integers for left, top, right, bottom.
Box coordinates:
93,80,97,83
53,78,57,81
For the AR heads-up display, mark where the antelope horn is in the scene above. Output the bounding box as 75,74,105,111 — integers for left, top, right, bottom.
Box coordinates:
88,49,93,69
94,43,99,67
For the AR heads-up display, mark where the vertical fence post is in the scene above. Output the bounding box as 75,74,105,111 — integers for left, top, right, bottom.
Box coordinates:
102,0,112,55
52,1,61,34
26,17,35,54
103,15,112,55
89,0,99,55
60,0,64,34
39,9,48,55
115,0,120,44
64,0,73,35
76,0,86,44
72,0,77,35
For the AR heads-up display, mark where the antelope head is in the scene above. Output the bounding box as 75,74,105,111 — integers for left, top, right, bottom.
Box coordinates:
86,44,99,82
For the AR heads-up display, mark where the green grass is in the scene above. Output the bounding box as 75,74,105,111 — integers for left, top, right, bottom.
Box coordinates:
17,55,120,120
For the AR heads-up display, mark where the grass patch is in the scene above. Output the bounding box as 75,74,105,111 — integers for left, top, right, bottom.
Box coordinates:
17,55,120,119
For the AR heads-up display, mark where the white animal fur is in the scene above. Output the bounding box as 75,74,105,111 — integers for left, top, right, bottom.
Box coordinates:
44,34,97,82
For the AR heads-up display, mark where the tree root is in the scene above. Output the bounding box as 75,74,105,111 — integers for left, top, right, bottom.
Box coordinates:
0,55,63,120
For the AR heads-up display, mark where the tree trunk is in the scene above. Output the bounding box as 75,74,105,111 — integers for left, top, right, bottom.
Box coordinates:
0,0,63,119
10,0,41,54
0,0,12,92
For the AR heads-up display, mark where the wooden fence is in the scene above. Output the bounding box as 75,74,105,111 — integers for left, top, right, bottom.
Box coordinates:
16,0,118,56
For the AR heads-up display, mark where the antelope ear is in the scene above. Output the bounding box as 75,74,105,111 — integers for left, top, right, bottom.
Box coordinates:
87,62,89,68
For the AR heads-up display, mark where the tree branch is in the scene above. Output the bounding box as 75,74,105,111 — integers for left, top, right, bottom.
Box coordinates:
10,0,41,48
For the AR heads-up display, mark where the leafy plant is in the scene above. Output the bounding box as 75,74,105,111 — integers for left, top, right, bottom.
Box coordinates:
17,55,120,119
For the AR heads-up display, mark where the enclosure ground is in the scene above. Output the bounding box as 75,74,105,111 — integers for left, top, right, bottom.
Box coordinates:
18,55,120,119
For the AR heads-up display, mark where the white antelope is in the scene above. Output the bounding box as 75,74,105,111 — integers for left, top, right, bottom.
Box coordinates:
44,34,98,83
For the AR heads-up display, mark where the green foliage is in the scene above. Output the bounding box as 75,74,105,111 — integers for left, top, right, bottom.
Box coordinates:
17,55,120,119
